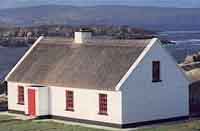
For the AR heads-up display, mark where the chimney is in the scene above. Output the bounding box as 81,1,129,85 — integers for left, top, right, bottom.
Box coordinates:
74,29,92,44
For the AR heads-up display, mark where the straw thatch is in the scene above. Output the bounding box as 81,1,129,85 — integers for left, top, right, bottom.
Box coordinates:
7,37,151,90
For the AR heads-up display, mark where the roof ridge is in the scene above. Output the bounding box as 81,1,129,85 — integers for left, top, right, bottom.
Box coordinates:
40,42,149,47
40,37,151,47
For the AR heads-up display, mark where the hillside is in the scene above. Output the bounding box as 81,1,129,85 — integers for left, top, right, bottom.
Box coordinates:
0,5,200,30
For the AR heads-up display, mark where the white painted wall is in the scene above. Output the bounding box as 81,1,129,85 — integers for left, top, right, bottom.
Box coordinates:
8,82,25,112
49,86,122,124
121,40,189,124
38,87,49,116
8,82,49,116
8,82,122,124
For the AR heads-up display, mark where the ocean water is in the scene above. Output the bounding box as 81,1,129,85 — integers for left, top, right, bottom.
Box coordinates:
0,46,27,81
158,31,200,63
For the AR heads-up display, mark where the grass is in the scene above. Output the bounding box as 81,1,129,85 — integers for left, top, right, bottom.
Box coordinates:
0,115,109,131
0,115,200,131
138,120,200,131
0,120,110,131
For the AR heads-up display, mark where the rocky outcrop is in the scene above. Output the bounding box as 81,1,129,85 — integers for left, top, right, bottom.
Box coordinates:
184,52,200,64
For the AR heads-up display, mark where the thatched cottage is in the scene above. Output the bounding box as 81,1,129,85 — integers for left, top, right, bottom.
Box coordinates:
5,31,189,128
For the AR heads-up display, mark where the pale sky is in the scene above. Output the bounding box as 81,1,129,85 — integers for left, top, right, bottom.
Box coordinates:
1,0,200,9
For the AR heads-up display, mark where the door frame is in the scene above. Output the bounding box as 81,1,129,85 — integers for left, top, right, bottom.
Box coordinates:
28,88,36,116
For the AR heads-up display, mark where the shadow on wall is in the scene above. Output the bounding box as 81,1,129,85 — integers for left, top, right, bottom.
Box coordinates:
0,81,7,112
189,81,200,117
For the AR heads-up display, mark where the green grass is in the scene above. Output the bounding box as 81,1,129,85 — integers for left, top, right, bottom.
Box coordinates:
138,120,200,131
0,115,200,131
0,115,109,131
0,115,13,121
0,120,110,131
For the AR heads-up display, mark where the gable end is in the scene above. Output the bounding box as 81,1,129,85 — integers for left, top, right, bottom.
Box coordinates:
115,38,158,91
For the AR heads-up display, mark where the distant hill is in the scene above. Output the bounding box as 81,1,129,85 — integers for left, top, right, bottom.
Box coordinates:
0,5,200,30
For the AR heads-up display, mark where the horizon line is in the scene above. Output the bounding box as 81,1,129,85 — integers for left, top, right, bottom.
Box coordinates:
1,4,200,10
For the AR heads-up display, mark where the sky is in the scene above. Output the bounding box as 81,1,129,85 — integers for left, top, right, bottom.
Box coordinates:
1,0,200,9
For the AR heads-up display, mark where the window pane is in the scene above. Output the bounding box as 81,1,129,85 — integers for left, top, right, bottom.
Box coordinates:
99,94,107,115
152,61,160,82
18,86,24,105
66,90,74,111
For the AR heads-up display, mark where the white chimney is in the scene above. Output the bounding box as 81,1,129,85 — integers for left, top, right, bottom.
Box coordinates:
74,30,92,44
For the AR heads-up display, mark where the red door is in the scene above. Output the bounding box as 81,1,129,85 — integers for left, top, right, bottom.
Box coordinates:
28,89,36,116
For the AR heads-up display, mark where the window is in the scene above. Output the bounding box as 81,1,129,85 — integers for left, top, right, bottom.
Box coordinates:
99,94,107,115
18,86,24,105
152,61,161,82
66,90,74,111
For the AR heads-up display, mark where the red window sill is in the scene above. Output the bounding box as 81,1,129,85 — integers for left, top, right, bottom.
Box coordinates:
17,103,24,105
98,112,108,116
65,109,74,112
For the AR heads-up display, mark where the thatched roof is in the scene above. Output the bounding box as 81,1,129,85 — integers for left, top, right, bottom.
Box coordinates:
7,37,151,90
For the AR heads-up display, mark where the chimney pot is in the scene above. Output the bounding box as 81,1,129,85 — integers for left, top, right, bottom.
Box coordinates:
74,30,92,44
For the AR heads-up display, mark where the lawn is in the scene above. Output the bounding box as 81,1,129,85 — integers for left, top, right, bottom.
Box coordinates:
138,119,200,131
0,115,200,131
0,115,108,131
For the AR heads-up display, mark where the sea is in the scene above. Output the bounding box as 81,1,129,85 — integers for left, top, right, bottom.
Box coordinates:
0,46,28,81
158,31,200,63
1,31,200,81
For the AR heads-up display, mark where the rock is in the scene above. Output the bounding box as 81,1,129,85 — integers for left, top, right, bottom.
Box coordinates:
184,55,195,64
186,68,200,82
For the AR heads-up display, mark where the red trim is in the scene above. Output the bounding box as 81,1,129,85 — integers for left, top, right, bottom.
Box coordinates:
99,94,108,115
17,86,24,105
66,90,74,111
28,89,36,116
